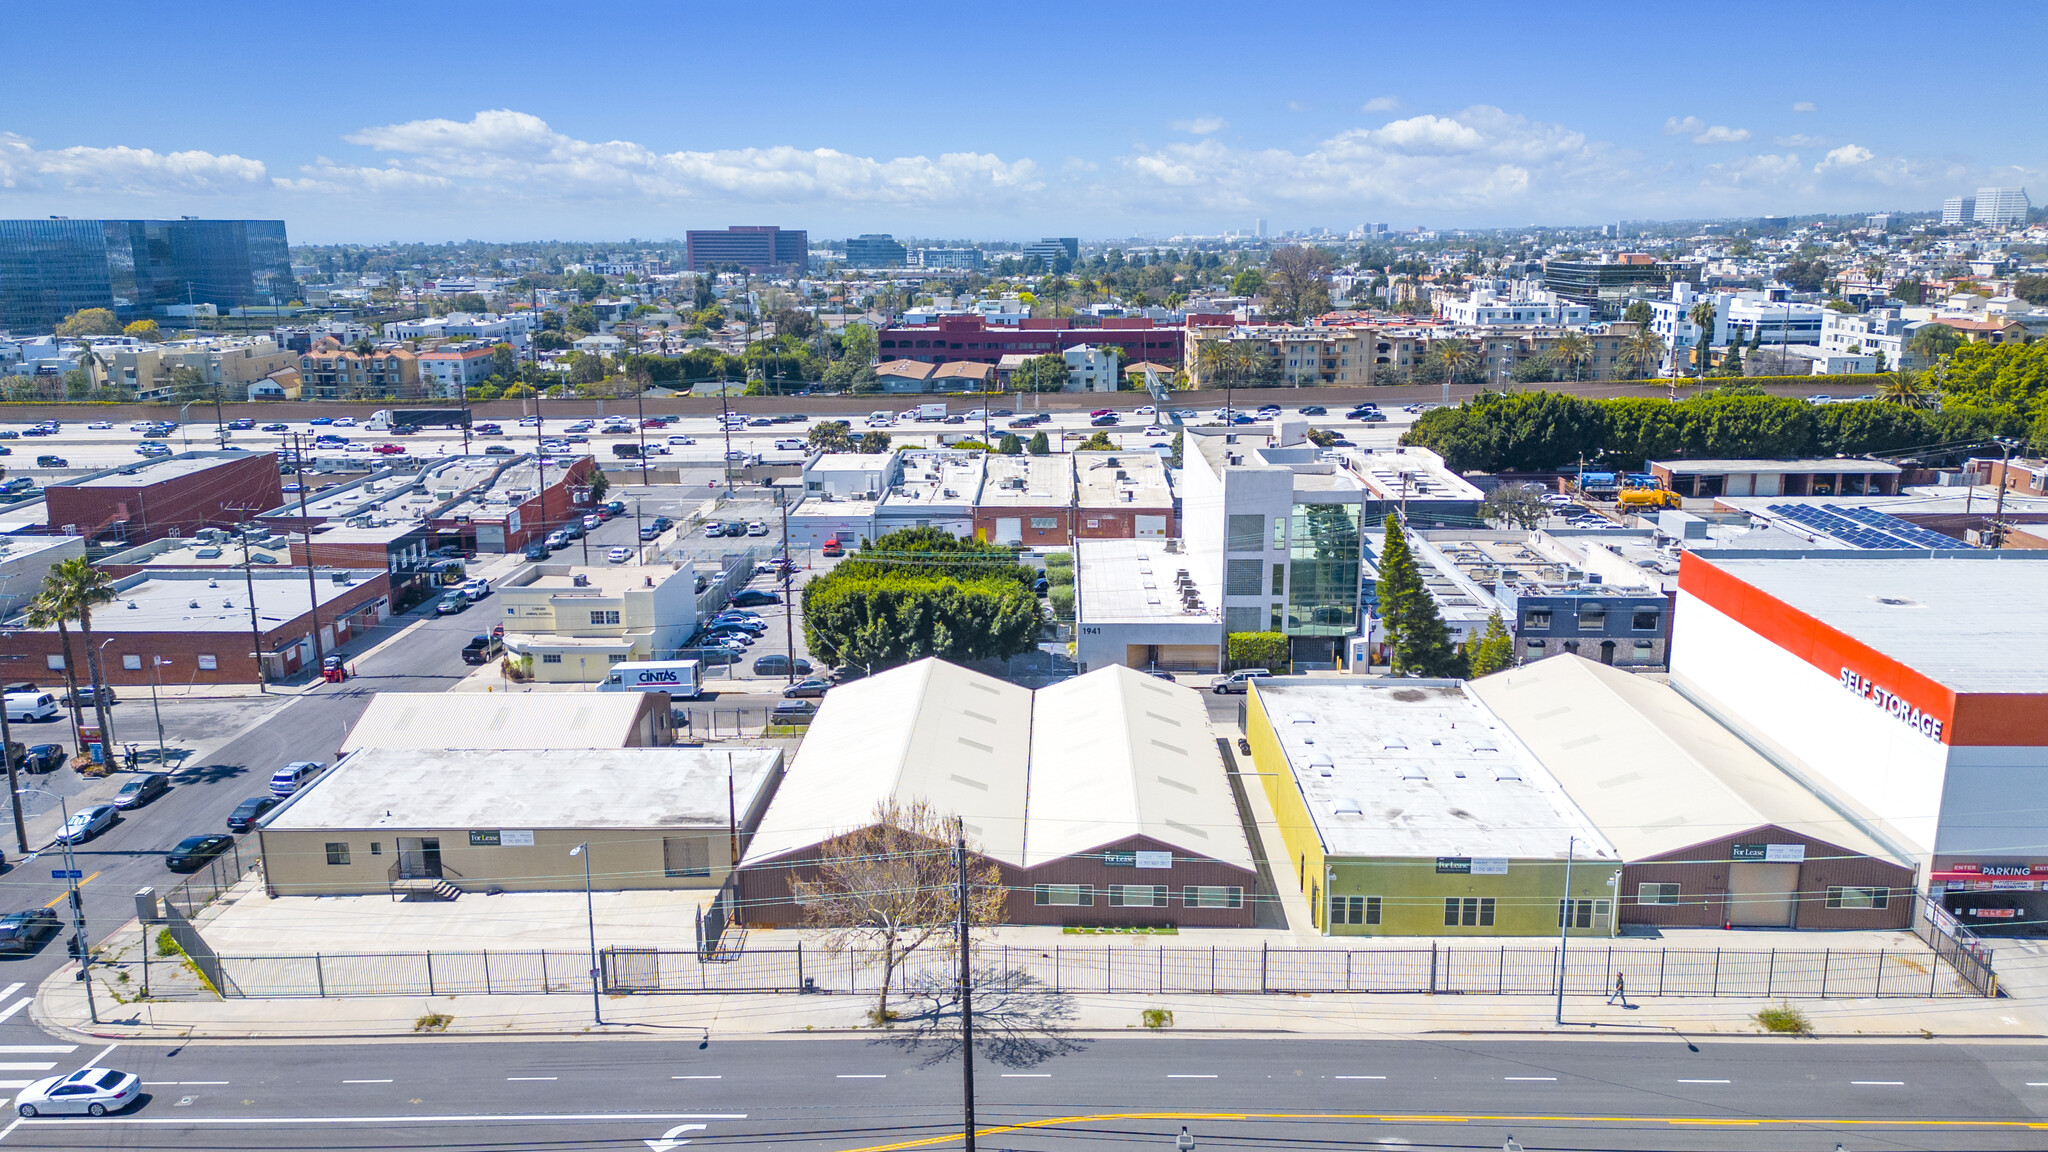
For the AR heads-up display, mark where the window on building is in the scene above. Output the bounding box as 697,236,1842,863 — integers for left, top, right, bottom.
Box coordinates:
664,837,712,878
1271,563,1286,596
1108,885,1167,908
1638,882,1682,905
1443,897,1495,926
1557,899,1611,929
1632,611,1660,631
45,655,64,671
1578,608,1606,631
1224,606,1264,633
1034,884,1093,906
590,610,621,625
1633,639,1654,651
1226,560,1262,596
325,842,351,866
1523,609,1552,629
1226,514,1265,553
121,654,141,671
1331,895,1381,925
1826,886,1890,910
1183,886,1243,909
1029,517,1057,530
541,654,562,664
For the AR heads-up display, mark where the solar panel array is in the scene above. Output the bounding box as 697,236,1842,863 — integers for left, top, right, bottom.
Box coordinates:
1764,503,1974,550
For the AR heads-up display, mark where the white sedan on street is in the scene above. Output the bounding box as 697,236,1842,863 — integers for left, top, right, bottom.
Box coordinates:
15,1067,140,1116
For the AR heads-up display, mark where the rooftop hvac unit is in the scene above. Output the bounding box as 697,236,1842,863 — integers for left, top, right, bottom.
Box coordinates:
251,554,278,565
194,547,223,559
331,572,352,584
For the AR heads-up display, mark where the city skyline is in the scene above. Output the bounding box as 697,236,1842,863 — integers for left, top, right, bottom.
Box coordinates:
1,2,2043,242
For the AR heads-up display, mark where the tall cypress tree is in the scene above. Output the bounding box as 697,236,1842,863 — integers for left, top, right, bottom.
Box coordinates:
1377,514,1464,677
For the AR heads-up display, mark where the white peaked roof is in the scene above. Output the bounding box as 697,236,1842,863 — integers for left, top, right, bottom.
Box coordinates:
1469,655,1904,863
741,659,1033,865
1027,666,1254,870
742,659,1249,870
340,693,654,753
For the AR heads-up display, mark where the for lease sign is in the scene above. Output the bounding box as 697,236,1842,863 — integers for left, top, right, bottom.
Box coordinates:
1839,667,1943,741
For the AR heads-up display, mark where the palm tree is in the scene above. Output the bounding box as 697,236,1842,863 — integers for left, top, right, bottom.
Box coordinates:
1427,338,1478,402
39,557,118,759
1618,328,1666,380
22,590,85,746
1549,331,1591,382
1688,301,1720,383
1876,370,1937,410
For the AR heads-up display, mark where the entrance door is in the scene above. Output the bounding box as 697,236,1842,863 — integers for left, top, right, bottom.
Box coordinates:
995,517,1022,545
397,837,443,879
1599,640,1616,665
1726,862,1799,926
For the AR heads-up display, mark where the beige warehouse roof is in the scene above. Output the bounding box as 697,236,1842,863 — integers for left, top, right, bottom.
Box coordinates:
1469,656,1903,863
741,659,1034,865
340,692,655,753
1027,666,1253,870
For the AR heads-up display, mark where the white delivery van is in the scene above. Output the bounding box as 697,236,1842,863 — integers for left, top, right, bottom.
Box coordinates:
600,659,701,699
912,403,947,421
4,691,59,722
868,410,893,427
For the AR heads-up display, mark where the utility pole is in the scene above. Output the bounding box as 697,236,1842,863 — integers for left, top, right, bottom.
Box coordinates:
289,434,325,669
1991,438,2014,549
0,691,24,854
955,817,977,1152
720,376,735,492
231,510,268,693
1555,835,1575,1026
779,490,795,685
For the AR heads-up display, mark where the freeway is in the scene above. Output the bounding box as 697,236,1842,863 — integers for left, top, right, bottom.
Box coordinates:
0,1035,2044,1150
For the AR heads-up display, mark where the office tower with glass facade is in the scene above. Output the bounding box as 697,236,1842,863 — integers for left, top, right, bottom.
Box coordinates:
0,218,294,334
842,234,907,268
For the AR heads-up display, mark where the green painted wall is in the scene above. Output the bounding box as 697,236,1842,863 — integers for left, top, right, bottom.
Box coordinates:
1320,857,1619,938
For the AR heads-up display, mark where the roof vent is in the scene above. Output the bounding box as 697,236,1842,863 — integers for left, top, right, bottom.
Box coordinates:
188,599,201,609
127,601,138,609
1334,797,1363,815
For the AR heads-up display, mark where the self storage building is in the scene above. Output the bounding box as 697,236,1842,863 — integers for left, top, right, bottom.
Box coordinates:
735,658,1258,927
1469,655,1915,930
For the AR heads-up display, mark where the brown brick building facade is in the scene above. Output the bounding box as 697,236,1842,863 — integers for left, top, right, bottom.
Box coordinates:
46,451,284,544
1617,825,1913,931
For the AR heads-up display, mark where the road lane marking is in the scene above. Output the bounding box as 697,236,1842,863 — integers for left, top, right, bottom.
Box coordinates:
0,986,20,1002
1677,1079,1732,1084
0,1002,30,1025
0,1065,53,1072
11,1112,749,1127
83,1043,117,1068
1000,1074,1050,1078
342,1080,392,1084
507,1077,557,1081
1335,1076,1387,1081
1167,1075,1217,1079
0,1082,32,1090
1504,1077,1557,1082
838,1074,886,1079
0,1047,72,1055
671,1076,721,1080
147,1081,228,1086
1852,1081,1904,1086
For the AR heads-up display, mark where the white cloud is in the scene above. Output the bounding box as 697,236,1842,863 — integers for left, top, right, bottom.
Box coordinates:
1775,134,1826,148
1665,116,1748,144
1793,101,1817,113
1818,143,1874,170
1169,117,1226,135
1361,96,1401,113
0,131,266,194
305,109,1041,208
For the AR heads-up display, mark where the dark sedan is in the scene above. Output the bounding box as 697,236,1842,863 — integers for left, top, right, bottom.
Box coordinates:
0,909,62,954
165,834,235,872
23,744,64,774
226,796,279,832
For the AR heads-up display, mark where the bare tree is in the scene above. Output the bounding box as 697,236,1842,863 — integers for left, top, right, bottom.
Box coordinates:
1262,246,1333,324
794,797,1004,1022
1482,482,1552,530
885,965,1084,1068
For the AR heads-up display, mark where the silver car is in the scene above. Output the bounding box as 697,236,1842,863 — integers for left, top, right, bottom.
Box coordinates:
56,804,118,844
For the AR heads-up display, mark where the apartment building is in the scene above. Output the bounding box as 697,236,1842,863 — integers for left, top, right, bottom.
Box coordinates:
299,337,421,399
1062,344,1121,391
385,311,536,346
417,343,499,396
877,314,1182,367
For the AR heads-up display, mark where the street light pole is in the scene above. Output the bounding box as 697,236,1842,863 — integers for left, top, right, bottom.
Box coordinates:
1556,835,1575,1026
955,817,976,1152
148,656,167,765
0,671,25,853
571,842,603,1025
20,787,97,1024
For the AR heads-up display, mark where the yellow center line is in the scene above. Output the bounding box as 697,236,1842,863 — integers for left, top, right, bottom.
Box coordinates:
41,870,99,910
832,1111,2048,1152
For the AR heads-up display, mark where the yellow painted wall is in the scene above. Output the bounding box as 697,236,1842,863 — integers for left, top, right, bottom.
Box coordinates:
1244,685,1327,927
1321,858,1621,937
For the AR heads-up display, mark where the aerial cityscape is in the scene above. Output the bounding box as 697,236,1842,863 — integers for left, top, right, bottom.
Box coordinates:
1,3,2047,1150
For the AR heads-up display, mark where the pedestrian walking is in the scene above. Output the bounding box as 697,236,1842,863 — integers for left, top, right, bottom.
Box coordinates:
1608,971,1628,1006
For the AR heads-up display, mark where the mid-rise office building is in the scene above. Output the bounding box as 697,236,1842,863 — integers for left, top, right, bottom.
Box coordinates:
0,218,295,334
685,225,808,273
1541,259,1675,319
843,234,907,268
1942,196,1977,226
1021,237,1079,269
1973,187,2031,227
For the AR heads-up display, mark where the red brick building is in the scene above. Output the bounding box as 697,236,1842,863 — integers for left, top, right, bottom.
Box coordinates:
877,315,1184,368
1073,450,1176,539
45,451,284,545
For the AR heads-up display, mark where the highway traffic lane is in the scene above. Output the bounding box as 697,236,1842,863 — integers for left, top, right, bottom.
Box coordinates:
4,1037,2046,1150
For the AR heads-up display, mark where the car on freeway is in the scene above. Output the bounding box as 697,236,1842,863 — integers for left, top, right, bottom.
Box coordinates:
1210,668,1273,695
518,415,541,426
731,588,782,607
226,795,279,832
261,422,290,432
436,591,469,615
1297,405,1327,415
227,418,255,430
781,676,830,697
1090,414,1119,426
113,772,171,809
474,422,502,435
372,442,405,455
269,760,324,798
332,416,356,427
484,444,515,456
165,833,235,873
87,420,113,430
126,421,153,431
1256,404,1283,417
307,416,333,425
135,443,170,457
14,1067,141,1117
35,455,68,468
607,546,633,563
748,417,775,427
0,909,62,954
56,803,118,844
344,442,373,454
564,421,593,433
667,434,697,445
0,431,15,440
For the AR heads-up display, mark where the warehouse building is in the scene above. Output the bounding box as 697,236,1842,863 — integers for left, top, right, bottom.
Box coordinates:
45,450,283,545
736,659,1257,927
339,691,673,754
258,747,782,897
1671,550,2048,932
1073,538,1223,674
1244,678,1621,937
1073,450,1175,540
1470,656,1915,929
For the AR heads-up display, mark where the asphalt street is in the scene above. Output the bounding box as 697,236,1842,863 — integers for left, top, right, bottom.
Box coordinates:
0,1035,2044,1150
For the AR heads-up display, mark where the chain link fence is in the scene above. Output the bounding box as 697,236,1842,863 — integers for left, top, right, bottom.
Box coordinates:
170,941,1984,1000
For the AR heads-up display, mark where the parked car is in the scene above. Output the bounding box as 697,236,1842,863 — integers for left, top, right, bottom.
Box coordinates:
63,684,117,708
583,514,602,530
770,699,819,724
461,634,504,665
0,909,62,954
23,743,65,773
607,546,633,563
226,795,280,832
13,1067,141,1117
782,676,830,698
436,592,469,615
711,616,766,634
1210,668,1273,695
821,535,844,557
164,834,234,873
731,589,782,607
546,530,571,549
522,541,550,560
752,654,814,677
269,760,324,798
723,521,747,537
461,577,491,601
638,525,663,541
746,521,769,537
113,772,171,809
703,522,724,538
56,804,119,844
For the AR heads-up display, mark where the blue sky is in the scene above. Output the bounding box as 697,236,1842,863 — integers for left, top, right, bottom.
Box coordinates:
3,1,2041,243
